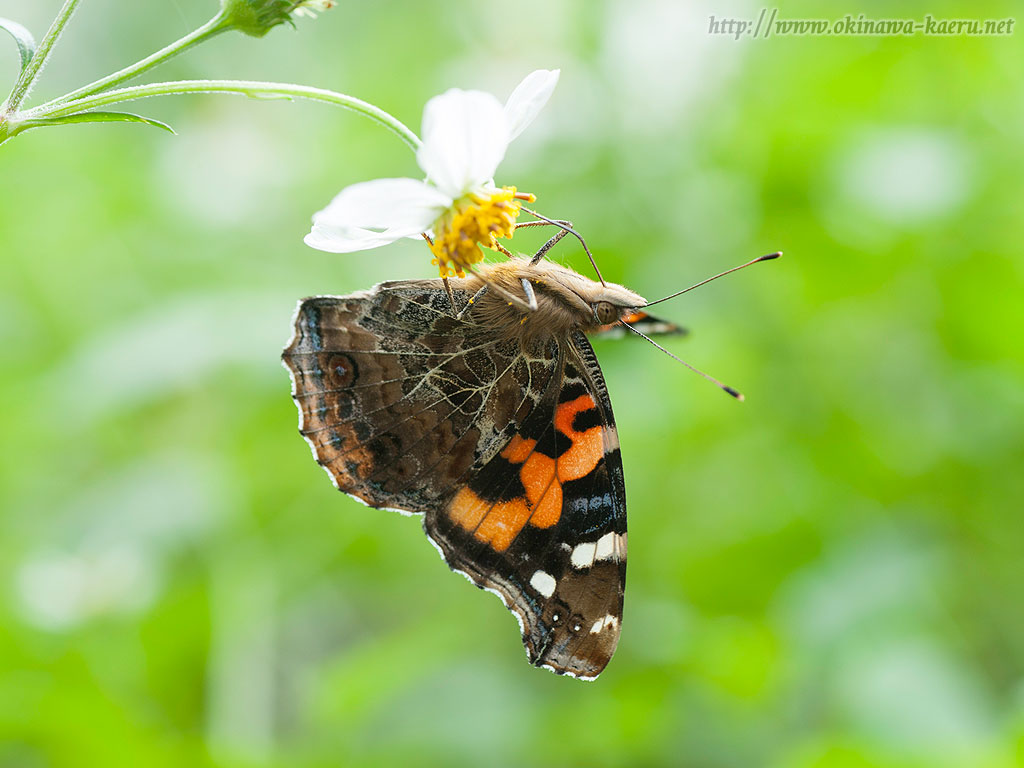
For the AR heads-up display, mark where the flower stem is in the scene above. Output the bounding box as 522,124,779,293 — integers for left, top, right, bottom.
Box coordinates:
3,0,82,115
23,79,422,151
36,12,233,109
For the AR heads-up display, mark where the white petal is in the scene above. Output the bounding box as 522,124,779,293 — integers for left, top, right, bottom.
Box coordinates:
305,223,413,253
305,178,450,253
417,89,510,198
312,177,451,229
503,69,559,143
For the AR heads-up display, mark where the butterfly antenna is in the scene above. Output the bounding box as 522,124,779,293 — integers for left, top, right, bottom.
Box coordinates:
620,320,744,401
521,207,606,286
644,251,782,308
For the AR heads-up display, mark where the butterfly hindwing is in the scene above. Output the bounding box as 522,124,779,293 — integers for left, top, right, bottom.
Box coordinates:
424,330,626,679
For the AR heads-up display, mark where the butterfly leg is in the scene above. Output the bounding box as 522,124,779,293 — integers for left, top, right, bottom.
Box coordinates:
492,241,515,259
442,276,456,309
455,283,490,321
423,232,463,315
520,208,605,286
520,278,538,311
462,263,538,314
515,221,572,265
456,277,537,319
454,238,540,320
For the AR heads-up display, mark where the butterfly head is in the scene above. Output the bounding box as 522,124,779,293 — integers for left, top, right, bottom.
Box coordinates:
468,260,647,343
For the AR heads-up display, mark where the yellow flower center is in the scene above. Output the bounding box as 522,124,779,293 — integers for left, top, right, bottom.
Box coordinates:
429,186,535,278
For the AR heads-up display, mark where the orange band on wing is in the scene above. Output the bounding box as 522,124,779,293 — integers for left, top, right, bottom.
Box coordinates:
501,434,536,463
473,498,532,552
448,487,491,530
553,395,604,483
447,393,605,551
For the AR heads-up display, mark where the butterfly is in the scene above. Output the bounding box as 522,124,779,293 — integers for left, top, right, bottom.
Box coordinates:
282,257,681,679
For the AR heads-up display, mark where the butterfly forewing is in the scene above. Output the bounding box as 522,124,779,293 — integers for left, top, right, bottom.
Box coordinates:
589,310,687,340
284,283,557,514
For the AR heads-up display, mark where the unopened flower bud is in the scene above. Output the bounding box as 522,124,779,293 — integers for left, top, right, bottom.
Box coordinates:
218,0,336,38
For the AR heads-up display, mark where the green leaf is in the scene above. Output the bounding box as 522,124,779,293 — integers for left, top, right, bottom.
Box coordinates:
20,111,176,134
0,17,36,73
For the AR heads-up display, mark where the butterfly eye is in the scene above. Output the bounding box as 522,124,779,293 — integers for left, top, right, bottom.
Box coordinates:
593,301,619,325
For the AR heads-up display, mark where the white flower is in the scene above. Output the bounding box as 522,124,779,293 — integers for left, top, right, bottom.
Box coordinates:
305,69,560,277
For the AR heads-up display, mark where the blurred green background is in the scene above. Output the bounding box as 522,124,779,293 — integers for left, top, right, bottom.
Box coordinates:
2,0,1023,766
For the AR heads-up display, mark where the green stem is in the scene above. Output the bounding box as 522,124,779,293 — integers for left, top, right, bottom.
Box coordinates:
4,0,82,114
37,12,233,109
23,79,422,151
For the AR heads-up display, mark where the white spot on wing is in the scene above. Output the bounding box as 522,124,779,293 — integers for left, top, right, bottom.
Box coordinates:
589,614,620,634
570,541,597,569
529,570,556,598
571,532,626,569
595,532,616,560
